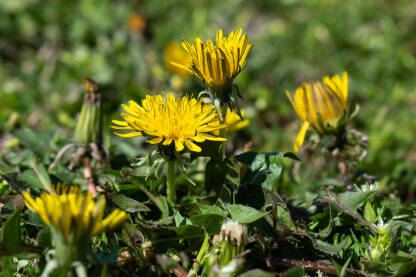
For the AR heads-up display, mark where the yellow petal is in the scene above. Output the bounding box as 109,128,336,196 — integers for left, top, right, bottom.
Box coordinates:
184,139,201,152
341,72,348,107
169,61,193,74
147,137,163,144
294,121,309,154
175,139,184,152
111,120,129,126
113,131,142,138
197,133,226,141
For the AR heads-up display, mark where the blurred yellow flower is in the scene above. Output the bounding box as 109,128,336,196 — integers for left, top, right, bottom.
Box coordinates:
111,93,227,152
285,72,349,153
213,108,250,135
23,185,127,243
171,28,253,94
224,108,250,133
164,42,192,77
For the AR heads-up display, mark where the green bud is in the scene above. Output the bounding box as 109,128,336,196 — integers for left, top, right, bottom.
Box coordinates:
74,77,102,146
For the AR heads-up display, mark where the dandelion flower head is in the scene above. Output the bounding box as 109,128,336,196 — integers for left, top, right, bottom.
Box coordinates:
112,92,227,152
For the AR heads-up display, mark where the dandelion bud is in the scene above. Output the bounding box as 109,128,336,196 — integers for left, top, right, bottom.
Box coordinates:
217,220,248,266
74,77,103,146
220,220,248,247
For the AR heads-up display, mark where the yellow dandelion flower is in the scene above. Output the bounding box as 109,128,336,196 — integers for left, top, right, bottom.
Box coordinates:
164,41,192,77
285,72,349,153
23,185,128,243
111,92,227,153
171,28,253,95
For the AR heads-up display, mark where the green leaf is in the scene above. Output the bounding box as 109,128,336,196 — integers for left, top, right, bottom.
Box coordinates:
158,196,170,219
394,260,416,277
240,269,276,277
21,170,44,191
37,228,52,249
111,193,150,213
333,256,352,277
24,210,44,226
169,225,204,238
336,191,376,212
190,214,225,235
281,267,305,277
363,201,377,223
277,205,296,231
12,129,56,156
204,158,228,196
314,236,350,255
197,204,227,217
235,152,297,190
236,183,265,210
1,209,24,250
226,204,266,224
29,158,52,192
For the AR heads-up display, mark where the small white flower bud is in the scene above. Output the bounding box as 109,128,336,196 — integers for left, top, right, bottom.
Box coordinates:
220,220,248,247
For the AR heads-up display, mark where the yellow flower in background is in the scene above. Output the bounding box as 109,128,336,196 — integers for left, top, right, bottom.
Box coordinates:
213,108,250,135
111,93,227,152
171,28,253,92
164,41,192,77
224,108,250,133
23,185,127,243
285,72,349,153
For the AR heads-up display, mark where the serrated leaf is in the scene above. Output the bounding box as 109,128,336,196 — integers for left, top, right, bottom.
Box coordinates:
1,209,23,250
111,193,150,212
226,204,266,224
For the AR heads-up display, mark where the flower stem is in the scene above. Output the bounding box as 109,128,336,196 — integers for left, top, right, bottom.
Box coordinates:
167,160,176,203
219,106,228,158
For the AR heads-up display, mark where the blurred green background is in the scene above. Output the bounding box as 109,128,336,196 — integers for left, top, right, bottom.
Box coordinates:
1,0,415,196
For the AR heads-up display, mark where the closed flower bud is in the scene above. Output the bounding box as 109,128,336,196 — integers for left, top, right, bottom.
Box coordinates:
74,77,103,145
220,220,248,247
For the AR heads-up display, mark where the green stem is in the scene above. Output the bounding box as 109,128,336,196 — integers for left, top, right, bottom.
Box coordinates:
167,160,176,203
188,233,210,277
219,106,228,158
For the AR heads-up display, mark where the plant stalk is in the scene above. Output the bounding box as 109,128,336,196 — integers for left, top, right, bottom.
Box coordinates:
167,160,176,203
219,105,228,158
